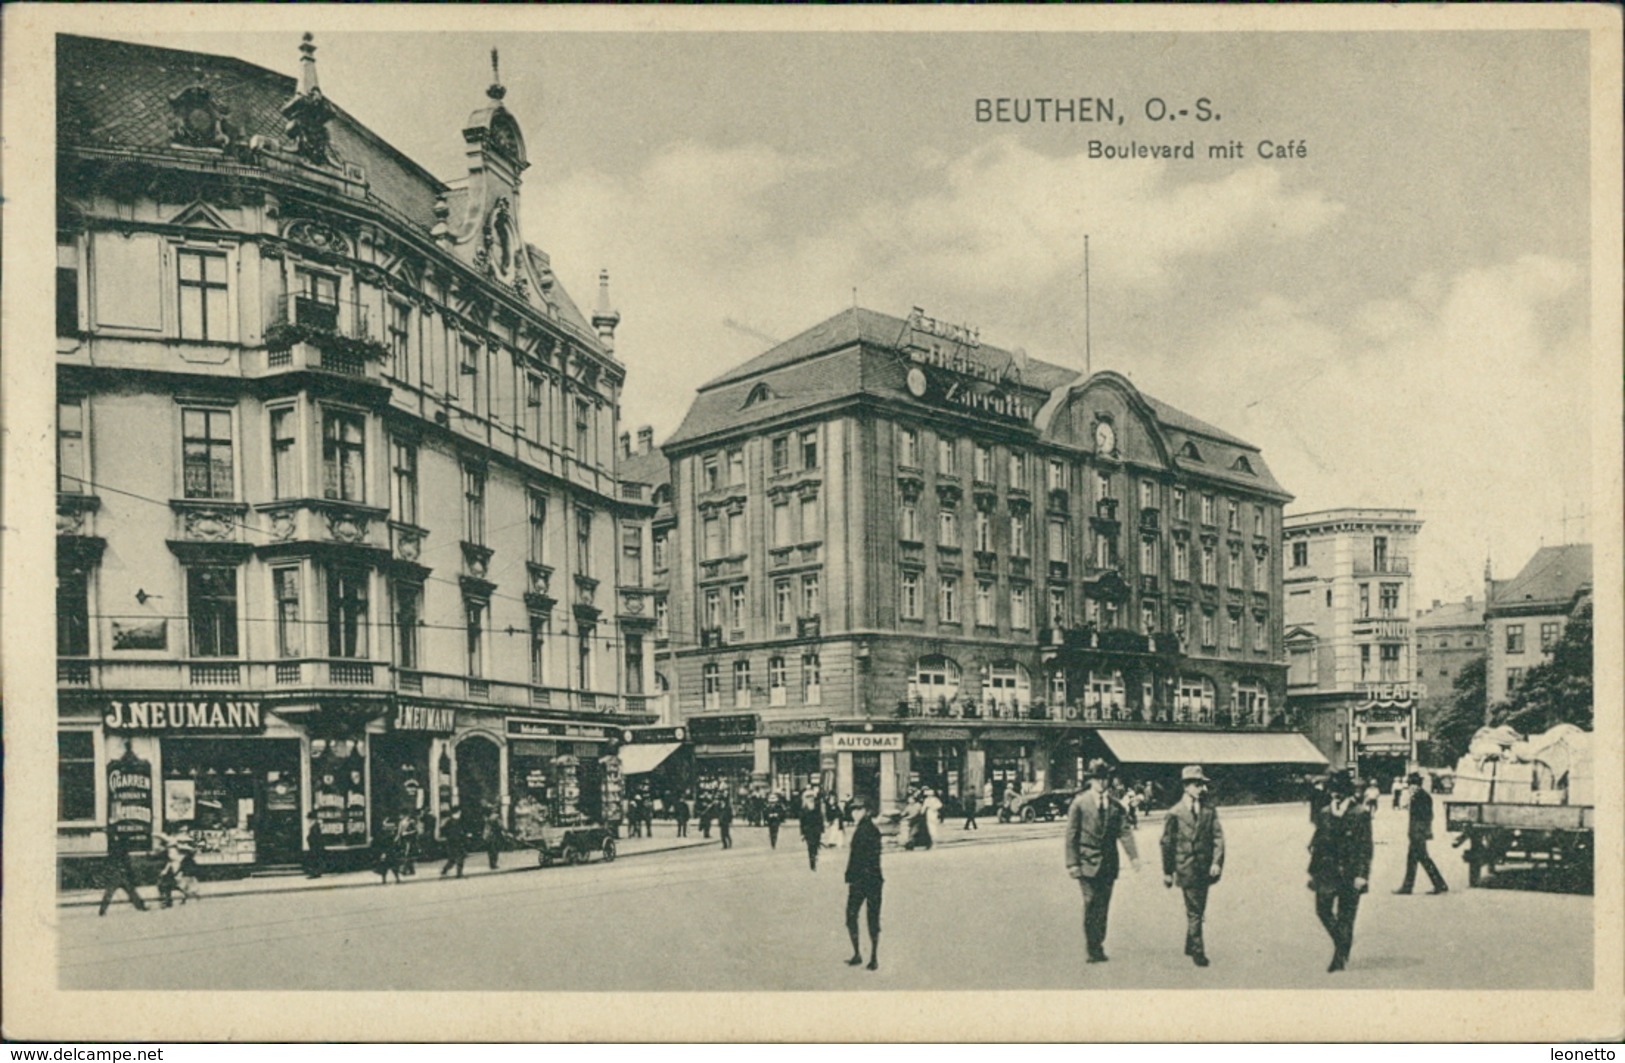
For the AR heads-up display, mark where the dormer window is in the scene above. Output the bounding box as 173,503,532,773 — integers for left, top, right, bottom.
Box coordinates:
1179,441,1203,462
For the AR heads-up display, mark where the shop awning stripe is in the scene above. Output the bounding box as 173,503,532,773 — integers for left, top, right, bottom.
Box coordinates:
617,742,683,775
1094,729,1329,767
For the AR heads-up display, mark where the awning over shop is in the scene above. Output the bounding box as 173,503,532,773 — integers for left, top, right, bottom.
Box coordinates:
1096,729,1329,768
616,742,683,775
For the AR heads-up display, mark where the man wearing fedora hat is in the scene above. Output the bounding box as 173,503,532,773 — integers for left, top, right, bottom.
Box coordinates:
1160,765,1226,967
1307,768,1373,972
1393,771,1448,895
1065,758,1140,964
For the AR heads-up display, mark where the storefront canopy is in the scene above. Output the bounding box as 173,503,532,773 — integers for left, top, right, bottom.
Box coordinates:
616,742,683,775
1096,729,1329,768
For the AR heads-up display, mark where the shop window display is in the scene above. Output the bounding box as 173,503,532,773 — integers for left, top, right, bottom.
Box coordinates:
162,738,304,865
310,737,368,849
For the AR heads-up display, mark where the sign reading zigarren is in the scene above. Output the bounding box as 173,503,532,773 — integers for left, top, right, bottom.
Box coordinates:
103,699,265,733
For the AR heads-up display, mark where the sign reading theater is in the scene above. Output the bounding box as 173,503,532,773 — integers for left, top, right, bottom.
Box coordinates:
103,699,265,733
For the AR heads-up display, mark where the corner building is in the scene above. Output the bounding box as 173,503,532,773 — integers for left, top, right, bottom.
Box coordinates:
662,308,1317,813
54,35,654,881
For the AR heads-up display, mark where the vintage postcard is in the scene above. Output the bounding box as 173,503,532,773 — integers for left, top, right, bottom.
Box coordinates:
3,2,1621,1044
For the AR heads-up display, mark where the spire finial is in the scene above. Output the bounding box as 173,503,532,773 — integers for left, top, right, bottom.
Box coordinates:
487,47,507,101
592,269,621,351
297,31,320,96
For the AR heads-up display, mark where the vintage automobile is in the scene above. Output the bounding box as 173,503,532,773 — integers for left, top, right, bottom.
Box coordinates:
533,823,618,867
998,788,1077,823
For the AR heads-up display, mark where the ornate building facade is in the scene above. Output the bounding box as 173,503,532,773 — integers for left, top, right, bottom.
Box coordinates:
55,34,654,878
653,307,1316,812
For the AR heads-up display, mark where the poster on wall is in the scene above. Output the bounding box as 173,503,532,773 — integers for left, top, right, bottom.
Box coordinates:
105,746,154,855
163,778,196,824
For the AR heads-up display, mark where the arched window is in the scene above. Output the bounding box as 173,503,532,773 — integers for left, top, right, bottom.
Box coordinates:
1232,678,1268,726
908,655,961,714
981,659,1031,715
1175,675,1217,723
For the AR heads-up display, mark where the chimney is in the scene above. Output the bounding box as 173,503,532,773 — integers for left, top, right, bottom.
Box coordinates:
620,431,632,457
592,269,621,353
637,426,654,454
1432,599,1441,609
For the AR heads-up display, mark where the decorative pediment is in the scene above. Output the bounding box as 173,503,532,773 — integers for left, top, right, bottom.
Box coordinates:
168,200,233,230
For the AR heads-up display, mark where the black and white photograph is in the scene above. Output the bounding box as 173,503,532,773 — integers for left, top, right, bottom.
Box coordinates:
3,3,1621,1045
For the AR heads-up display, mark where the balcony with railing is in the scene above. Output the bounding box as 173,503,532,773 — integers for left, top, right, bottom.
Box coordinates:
259,294,387,378
1354,555,1411,576
891,693,1277,729
1038,625,1184,659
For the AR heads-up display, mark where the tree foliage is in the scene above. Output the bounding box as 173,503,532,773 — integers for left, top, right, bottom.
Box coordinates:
1492,600,1593,736
1430,654,1487,766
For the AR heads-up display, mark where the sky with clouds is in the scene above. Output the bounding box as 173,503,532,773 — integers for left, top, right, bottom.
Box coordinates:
110,27,1596,607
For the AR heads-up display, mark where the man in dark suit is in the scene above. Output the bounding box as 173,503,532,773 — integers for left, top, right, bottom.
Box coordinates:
1393,771,1448,895
1065,759,1140,964
1308,769,1373,972
798,786,825,871
843,794,884,970
1160,764,1226,967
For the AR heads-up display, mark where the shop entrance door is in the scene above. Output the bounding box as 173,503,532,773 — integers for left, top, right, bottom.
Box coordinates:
456,735,502,813
852,753,881,809
258,763,302,863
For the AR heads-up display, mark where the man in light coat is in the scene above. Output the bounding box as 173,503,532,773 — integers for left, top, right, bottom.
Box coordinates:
1160,764,1225,967
1064,759,1140,963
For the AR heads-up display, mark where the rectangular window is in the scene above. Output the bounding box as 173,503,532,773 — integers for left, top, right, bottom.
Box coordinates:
899,500,919,542
57,567,90,657
273,566,302,658
901,571,921,619
1506,667,1523,690
1200,545,1216,585
58,240,80,337
1173,540,1190,581
1292,540,1308,567
727,508,745,554
624,634,644,695
653,531,668,573
1174,605,1189,640
803,653,822,705
773,502,793,546
187,566,239,657
976,579,995,626
655,595,669,639
1172,488,1187,520
704,515,722,559
727,448,745,486
800,430,819,470
1200,610,1216,649
801,573,820,617
939,575,960,623
1142,601,1158,635
178,249,229,340
327,567,369,659
774,579,792,625
1380,643,1401,682
734,660,752,708
576,509,593,576
296,269,338,331
1379,583,1400,616
1141,537,1159,575
1010,512,1029,557
270,408,299,501
58,730,97,823
900,428,919,468
1140,480,1155,509
938,436,957,475
800,495,820,541
940,510,959,547
705,588,722,630
321,409,366,503
1254,506,1265,537
1095,532,1117,570
577,622,595,689
1228,545,1243,590
1373,536,1389,571
1094,469,1110,500
1359,644,1371,681
1227,613,1241,650
1359,583,1371,618
388,302,411,379
976,511,993,553
703,663,721,710
1049,460,1067,492
463,465,486,545
703,454,720,492
1201,494,1215,525
182,407,234,499
974,444,993,483
1227,501,1240,532
575,400,591,461
525,375,544,435
623,525,644,585
463,598,484,677
1048,519,1067,559
769,656,788,706
58,398,87,494
1506,624,1525,654
528,491,548,564
528,613,548,685
771,436,790,474
1011,585,1031,629
1540,622,1561,651
1048,587,1067,628
396,582,421,671
730,585,746,630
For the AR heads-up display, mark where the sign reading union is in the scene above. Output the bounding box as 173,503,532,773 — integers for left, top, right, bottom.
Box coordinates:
104,699,264,733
